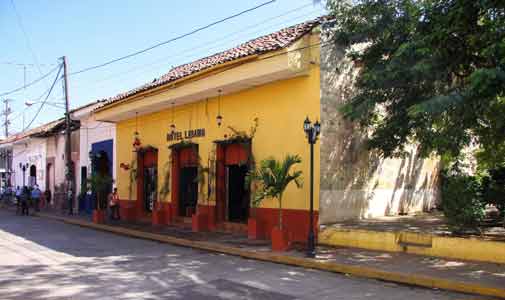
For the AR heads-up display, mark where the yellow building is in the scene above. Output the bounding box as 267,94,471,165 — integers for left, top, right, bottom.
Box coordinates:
93,17,439,243
94,19,322,242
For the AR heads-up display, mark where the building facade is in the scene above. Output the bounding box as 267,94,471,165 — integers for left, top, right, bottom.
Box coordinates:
92,18,440,243
95,20,321,242
72,101,116,214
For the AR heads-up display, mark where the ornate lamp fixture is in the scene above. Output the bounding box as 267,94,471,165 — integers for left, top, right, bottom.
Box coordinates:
133,112,142,151
170,101,176,134
302,116,321,258
216,89,223,127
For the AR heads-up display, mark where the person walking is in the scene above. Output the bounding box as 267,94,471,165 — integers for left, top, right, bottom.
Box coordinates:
108,188,120,220
31,185,41,212
21,186,30,216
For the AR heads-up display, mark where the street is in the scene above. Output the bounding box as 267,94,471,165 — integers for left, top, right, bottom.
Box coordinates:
0,210,484,300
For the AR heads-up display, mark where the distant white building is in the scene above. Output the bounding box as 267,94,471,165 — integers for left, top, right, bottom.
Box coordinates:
71,101,116,214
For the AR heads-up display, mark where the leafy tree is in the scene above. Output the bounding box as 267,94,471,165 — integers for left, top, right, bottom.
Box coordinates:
328,0,505,160
247,155,303,229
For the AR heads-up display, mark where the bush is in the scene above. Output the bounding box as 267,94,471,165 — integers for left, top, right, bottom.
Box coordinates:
441,172,485,234
481,167,505,217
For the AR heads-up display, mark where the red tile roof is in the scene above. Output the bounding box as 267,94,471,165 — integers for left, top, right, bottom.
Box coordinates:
0,119,65,145
98,17,322,108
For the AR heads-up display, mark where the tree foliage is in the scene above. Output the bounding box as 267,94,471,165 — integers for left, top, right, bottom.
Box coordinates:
328,0,505,160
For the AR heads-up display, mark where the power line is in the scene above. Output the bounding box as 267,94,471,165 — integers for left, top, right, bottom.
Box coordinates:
0,62,56,67
69,0,276,76
0,64,60,97
23,64,63,131
10,0,44,76
73,4,321,91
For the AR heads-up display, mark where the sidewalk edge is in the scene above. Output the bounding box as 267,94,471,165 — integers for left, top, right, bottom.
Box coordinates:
36,213,505,299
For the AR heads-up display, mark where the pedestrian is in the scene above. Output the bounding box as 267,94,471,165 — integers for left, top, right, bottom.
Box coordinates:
108,187,120,220
31,185,41,212
15,186,22,215
44,189,52,206
21,186,30,216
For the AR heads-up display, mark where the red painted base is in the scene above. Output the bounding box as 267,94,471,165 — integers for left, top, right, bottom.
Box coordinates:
152,210,166,226
248,218,260,239
119,201,137,222
192,213,208,232
255,208,319,243
271,227,290,251
92,210,106,224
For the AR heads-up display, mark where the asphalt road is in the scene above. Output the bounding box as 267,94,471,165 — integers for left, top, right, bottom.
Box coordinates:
0,210,486,300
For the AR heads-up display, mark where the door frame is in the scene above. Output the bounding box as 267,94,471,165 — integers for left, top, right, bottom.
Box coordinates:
215,139,251,224
170,143,199,218
136,146,158,219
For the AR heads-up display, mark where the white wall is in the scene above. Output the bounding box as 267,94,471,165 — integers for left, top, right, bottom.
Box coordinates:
12,137,47,190
76,116,116,196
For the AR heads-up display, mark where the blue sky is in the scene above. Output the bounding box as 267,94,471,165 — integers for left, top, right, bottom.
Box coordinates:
0,0,325,137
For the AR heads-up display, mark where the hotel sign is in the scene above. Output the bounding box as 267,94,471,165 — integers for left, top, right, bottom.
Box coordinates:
167,128,206,141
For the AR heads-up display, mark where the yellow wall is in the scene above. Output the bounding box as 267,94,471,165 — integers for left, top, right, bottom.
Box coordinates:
115,64,320,211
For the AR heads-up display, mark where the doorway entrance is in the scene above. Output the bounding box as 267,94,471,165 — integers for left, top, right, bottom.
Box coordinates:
143,166,157,212
170,144,199,218
216,141,251,224
227,164,249,222
137,147,158,218
179,166,197,217
29,165,37,186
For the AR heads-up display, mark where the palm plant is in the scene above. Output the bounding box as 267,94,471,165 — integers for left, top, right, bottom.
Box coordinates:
88,174,114,210
247,154,303,229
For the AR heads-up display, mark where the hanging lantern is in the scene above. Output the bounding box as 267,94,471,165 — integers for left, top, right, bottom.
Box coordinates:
132,112,142,151
133,131,142,151
216,89,223,127
170,101,176,134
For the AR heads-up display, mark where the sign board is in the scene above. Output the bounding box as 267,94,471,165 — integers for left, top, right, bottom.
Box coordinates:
167,128,205,142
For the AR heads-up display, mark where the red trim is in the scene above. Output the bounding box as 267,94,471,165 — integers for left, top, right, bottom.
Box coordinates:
215,142,250,224
170,146,199,219
252,207,319,243
136,148,158,219
215,145,226,223
224,143,249,165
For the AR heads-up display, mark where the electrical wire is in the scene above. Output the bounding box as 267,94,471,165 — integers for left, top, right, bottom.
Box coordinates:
10,0,44,76
0,64,60,97
74,4,320,90
69,0,276,76
23,64,63,131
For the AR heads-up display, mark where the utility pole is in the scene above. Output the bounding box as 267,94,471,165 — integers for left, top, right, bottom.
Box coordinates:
62,56,74,215
1,99,12,189
2,99,12,138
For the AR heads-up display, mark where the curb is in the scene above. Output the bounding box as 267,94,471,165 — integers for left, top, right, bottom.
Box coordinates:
36,212,505,299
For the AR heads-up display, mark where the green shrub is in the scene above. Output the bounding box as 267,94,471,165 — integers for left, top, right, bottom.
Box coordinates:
441,172,485,234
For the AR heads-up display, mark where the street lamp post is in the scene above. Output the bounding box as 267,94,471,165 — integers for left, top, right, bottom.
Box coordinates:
19,162,29,187
303,117,320,258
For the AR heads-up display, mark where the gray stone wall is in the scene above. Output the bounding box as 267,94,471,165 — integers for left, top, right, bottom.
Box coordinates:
319,23,440,224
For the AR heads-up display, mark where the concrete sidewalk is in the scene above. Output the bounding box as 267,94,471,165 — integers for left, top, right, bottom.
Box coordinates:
27,210,505,299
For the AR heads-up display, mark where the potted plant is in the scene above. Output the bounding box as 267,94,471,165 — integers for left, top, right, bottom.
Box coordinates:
246,154,302,251
88,173,114,224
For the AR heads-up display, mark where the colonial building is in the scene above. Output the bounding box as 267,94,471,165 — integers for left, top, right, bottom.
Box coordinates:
92,18,440,242
71,101,116,214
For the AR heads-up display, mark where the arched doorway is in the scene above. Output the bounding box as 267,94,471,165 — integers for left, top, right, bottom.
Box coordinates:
29,165,37,187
